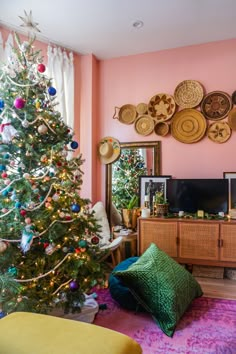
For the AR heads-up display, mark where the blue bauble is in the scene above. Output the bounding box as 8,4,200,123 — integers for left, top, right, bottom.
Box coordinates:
0,164,6,171
0,99,4,109
48,87,57,96
0,311,6,319
78,239,88,248
1,190,8,197
70,141,79,149
15,201,22,208
3,153,10,159
71,203,80,213
7,266,17,276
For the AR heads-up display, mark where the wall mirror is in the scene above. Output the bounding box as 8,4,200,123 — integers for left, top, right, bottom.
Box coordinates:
105,141,161,225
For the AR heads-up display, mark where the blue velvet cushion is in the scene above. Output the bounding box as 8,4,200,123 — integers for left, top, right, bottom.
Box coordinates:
109,257,144,311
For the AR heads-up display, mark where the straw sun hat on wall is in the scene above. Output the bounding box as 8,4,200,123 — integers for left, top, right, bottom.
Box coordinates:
98,137,121,164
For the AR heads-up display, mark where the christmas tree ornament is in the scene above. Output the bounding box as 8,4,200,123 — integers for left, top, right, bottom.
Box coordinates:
0,99,4,109
15,201,22,208
19,10,41,33
0,241,7,253
20,228,34,253
23,173,30,179
37,63,46,73
4,179,11,185
35,101,41,109
25,217,31,224
0,118,18,143
10,193,17,201
1,172,8,178
40,155,47,163
71,203,80,213
0,311,6,319
7,266,18,276
20,41,30,52
0,164,6,171
14,97,25,109
78,239,87,248
48,87,57,96
45,243,56,255
20,210,27,217
69,280,79,291
2,208,8,213
52,193,60,201
38,124,48,134
70,141,79,149
91,236,99,245
22,119,29,128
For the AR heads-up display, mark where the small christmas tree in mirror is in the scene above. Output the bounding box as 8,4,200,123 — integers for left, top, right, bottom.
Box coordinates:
0,13,106,316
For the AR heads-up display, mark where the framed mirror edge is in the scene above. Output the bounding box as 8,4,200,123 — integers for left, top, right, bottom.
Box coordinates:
105,140,161,226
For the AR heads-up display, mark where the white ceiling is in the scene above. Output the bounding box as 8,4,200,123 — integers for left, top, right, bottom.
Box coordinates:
1,0,236,60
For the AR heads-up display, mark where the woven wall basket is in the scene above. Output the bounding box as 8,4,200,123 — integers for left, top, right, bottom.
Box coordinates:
171,109,207,144
134,115,155,136
174,80,204,109
113,104,137,124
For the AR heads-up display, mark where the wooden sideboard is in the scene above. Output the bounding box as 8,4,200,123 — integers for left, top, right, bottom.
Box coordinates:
138,217,236,267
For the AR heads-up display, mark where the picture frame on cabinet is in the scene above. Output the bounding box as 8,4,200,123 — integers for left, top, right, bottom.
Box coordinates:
223,172,236,209
139,175,172,211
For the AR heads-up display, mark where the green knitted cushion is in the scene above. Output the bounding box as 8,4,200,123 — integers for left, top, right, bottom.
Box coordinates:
113,243,203,337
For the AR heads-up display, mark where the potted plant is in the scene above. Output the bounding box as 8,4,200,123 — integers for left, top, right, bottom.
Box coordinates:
122,195,140,230
154,188,169,217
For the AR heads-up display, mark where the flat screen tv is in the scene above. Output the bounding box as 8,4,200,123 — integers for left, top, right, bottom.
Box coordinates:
167,179,228,214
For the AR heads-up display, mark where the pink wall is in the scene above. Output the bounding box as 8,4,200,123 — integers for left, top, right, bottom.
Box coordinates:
97,39,236,202
2,25,236,205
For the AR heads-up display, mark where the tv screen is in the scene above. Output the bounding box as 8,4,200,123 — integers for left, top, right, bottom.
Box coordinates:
167,179,228,214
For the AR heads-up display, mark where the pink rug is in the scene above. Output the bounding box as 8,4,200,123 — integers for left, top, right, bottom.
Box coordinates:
93,288,236,354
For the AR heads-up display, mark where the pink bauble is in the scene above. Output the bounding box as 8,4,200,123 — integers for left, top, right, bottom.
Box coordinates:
37,63,46,73
25,217,31,224
14,97,25,109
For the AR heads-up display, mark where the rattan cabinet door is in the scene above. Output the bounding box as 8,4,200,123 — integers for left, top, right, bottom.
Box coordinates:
138,219,178,257
220,224,236,261
179,222,219,260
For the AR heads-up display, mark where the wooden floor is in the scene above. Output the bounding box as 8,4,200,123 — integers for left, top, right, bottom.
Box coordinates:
196,277,236,300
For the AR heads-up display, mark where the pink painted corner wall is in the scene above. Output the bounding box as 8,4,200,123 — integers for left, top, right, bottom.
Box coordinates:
97,39,236,202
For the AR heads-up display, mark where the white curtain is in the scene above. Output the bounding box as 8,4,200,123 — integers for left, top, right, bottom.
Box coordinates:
47,46,74,131
0,32,14,65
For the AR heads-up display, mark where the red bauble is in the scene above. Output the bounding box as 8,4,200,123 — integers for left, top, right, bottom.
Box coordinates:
1,172,7,178
91,236,99,245
37,63,46,73
20,210,27,217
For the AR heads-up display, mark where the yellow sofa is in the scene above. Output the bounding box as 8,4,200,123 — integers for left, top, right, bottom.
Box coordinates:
0,312,142,354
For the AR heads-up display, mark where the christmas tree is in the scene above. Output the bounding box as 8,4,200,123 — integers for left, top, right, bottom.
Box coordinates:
112,149,147,210
0,30,106,315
